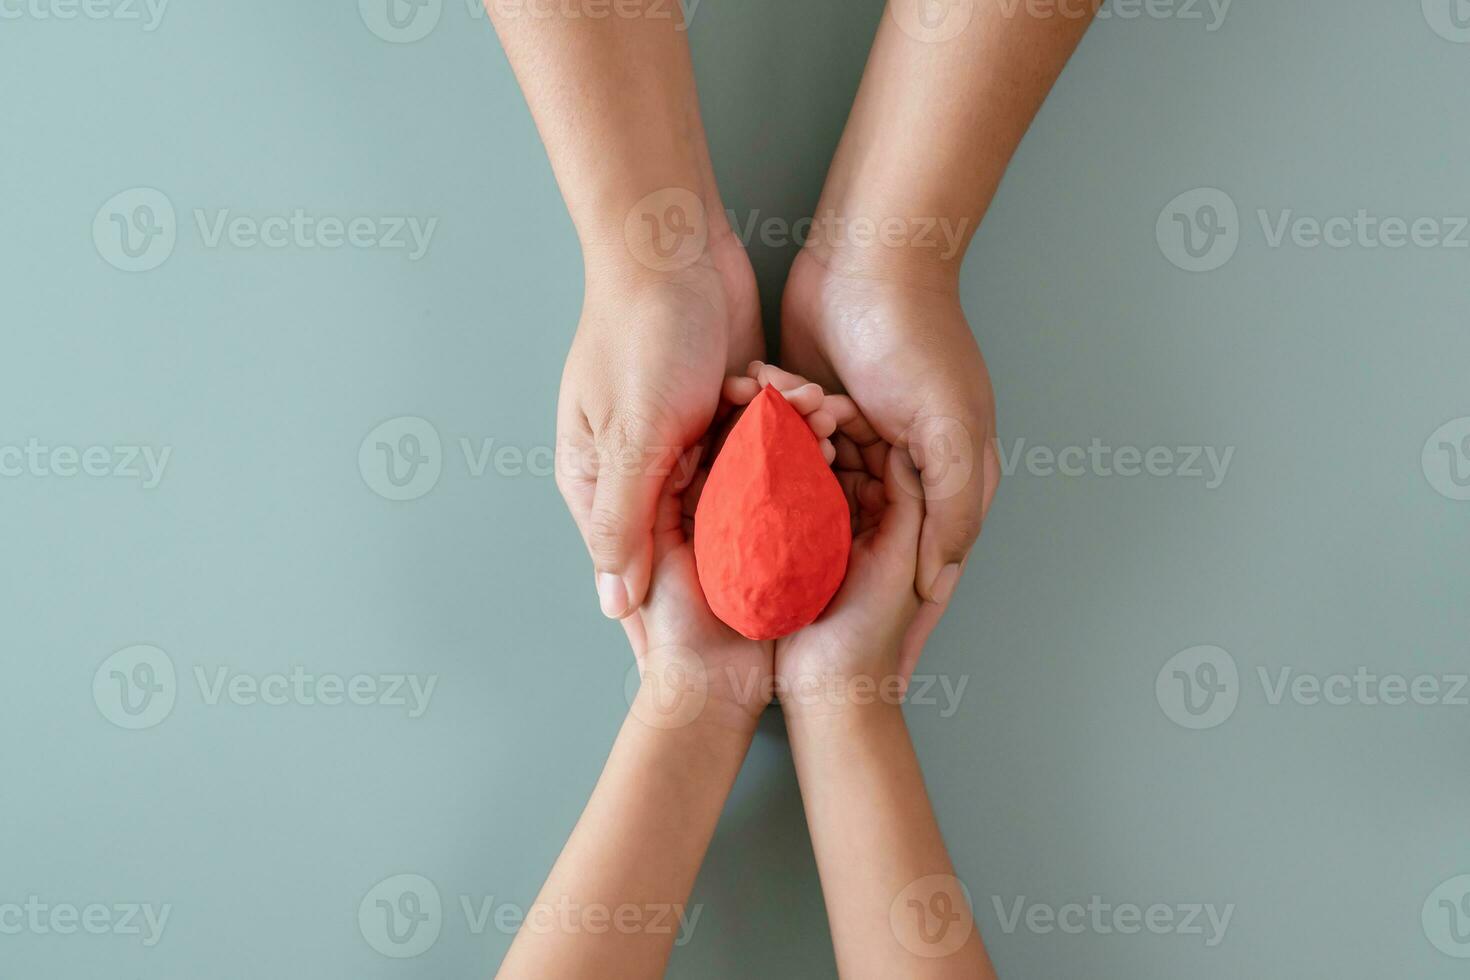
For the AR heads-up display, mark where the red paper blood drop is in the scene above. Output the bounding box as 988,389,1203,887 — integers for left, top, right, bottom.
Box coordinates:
694,385,852,640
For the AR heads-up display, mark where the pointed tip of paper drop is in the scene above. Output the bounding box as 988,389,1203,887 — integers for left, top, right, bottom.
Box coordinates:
747,382,800,430
693,383,852,640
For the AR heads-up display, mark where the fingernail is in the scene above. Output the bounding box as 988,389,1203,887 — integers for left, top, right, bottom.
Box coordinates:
597,572,629,619
929,563,961,605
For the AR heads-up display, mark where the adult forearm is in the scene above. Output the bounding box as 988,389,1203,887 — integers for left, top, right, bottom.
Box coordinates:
812,0,1097,281
486,0,727,266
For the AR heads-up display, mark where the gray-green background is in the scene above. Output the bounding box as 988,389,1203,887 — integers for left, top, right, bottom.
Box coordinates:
4,0,1468,976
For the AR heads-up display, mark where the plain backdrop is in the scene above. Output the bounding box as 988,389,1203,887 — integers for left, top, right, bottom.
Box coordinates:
3,0,1468,976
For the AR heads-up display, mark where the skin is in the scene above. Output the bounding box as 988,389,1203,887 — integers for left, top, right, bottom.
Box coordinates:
487,0,763,621
492,0,1098,627
497,369,994,978
487,2,1099,973
782,0,1101,605
494,388,772,979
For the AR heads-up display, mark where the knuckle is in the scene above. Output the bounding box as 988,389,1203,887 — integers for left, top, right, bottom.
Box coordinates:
553,440,596,493
943,506,984,550
553,460,581,500
593,403,663,453
587,507,630,563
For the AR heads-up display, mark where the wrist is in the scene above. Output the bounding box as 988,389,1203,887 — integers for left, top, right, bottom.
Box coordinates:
794,195,971,294
783,689,907,744
628,650,768,740
774,657,911,725
574,179,735,286
629,685,762,751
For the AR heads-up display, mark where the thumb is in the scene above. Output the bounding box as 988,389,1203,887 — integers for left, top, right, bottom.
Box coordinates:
585,421,667,620
878,445,926,555
906,411,994,605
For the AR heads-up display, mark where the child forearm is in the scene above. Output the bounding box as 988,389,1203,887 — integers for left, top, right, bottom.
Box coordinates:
496,684,758,979
788,699,996,979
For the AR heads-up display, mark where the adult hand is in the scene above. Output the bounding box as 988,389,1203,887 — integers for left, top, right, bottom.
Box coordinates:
781,251,1000,606
557,233,762,619
486,0,764,619
739,362,947,681
774,0,1098,603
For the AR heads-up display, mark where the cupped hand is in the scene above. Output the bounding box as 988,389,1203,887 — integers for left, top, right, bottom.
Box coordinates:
618,445,773,730
621,375,845,728
557,231,763,621
780,248,1002,607
729,364,937,705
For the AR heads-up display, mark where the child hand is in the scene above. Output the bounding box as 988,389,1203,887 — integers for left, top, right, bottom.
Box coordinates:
732,364,949,717
620,370,843,730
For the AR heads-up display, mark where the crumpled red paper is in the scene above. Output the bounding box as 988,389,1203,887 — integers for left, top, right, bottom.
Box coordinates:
694,385,852,640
